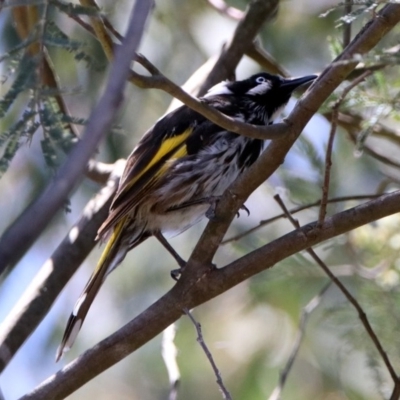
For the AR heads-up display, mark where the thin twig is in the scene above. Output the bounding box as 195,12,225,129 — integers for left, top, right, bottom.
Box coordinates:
102,16,124,42
71,0,288,141
343,0,352,47
86,160,117,184
79,0,114,61
268,282,332,400
222,194,381,244
129,53,289,140
274,194,400,387
245,40,290,77
318,70,373,225
184,309,232,400
325,110,400,146
198,0,279,95
323,110,400,172
206,0,244,20
161,324,180,400
318,112,337,225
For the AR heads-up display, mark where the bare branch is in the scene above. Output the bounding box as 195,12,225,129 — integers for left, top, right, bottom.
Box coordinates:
318,70,372,225
343,0,352,48
206,0,244,20
16,191,400,400
10,5,400,399
333,111,400,146
161,324,180,400
187,3,400,272
79,0,114,61
268,282,332,400
86,160,116,185
273,194,400,389
184,309,232,400
0,160,125,373
0,0,153,275
245,40,290,77
198,0,279,95
128,53,289,140
222,194,381,244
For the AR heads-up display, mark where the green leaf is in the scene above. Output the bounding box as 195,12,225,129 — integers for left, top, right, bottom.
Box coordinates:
0,56,37,118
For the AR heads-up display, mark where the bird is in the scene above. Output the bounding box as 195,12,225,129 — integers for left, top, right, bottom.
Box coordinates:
56,71,317,361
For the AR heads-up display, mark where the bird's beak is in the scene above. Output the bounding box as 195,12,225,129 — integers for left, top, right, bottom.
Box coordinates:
280,75,318,92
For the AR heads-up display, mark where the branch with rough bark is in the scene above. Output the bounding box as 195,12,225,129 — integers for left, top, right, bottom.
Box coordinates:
18,190,400,400
0,0,281,278
15,4,400,399
0,0,152,274
0,160,125,373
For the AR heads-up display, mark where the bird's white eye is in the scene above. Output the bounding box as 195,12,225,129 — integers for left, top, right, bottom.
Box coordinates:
256,76,267,84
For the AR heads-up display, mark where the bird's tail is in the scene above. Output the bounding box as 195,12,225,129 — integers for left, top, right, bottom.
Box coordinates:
56,219,128,362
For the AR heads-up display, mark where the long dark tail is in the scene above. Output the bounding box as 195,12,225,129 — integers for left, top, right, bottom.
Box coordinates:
56,218,148,361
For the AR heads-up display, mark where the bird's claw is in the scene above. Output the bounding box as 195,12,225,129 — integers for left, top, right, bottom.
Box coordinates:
170,267,183,281
236,204,250,218
205,196,221,220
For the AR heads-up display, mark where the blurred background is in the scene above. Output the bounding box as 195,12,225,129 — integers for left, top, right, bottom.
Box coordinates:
1,0,400,399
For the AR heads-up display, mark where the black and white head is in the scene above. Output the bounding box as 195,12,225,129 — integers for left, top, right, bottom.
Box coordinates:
205,72,317,123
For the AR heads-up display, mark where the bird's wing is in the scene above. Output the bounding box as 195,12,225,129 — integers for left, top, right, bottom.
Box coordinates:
97,105,206,237
98,96,237,238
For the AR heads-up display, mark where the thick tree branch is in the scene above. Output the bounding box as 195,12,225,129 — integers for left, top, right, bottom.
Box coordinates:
274,194,399,386
0,0,152,275
222,194,381,244
16,7,400,399
187,3,400,272
0,160,124,373
18,190,400,400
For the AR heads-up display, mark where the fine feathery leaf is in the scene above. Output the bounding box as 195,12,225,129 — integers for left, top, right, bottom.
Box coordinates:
0,56,37,119
0,109,37,178
50,0,100,17
43,21,98,68
39,97,78,154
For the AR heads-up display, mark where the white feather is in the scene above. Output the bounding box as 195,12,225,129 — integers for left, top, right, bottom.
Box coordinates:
204,81,233,97
247,81,272,95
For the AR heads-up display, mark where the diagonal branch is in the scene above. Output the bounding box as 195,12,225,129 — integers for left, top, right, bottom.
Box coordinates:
17,191,400,400
0,0,153,275
0,160,124,373
186,3,400,273
184,309,232,400
222,194,382,244
197,0,279,95
318,70,373,225
268,282,332,400
273,194,400,391
129,53,289,140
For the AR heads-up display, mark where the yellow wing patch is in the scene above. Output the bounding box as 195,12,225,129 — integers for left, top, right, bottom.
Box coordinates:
122,128,192,195
95,217,127,274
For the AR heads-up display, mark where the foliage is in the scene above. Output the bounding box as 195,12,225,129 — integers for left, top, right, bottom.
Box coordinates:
1,1,400,400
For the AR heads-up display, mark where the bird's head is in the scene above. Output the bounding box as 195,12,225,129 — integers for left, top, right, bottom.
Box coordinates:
205,72,317,123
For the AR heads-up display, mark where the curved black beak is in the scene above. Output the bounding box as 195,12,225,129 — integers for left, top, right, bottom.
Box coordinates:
280,75,317,92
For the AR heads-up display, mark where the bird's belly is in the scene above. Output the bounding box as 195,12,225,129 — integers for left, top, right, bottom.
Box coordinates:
144,136,262,234
146,204,209,234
